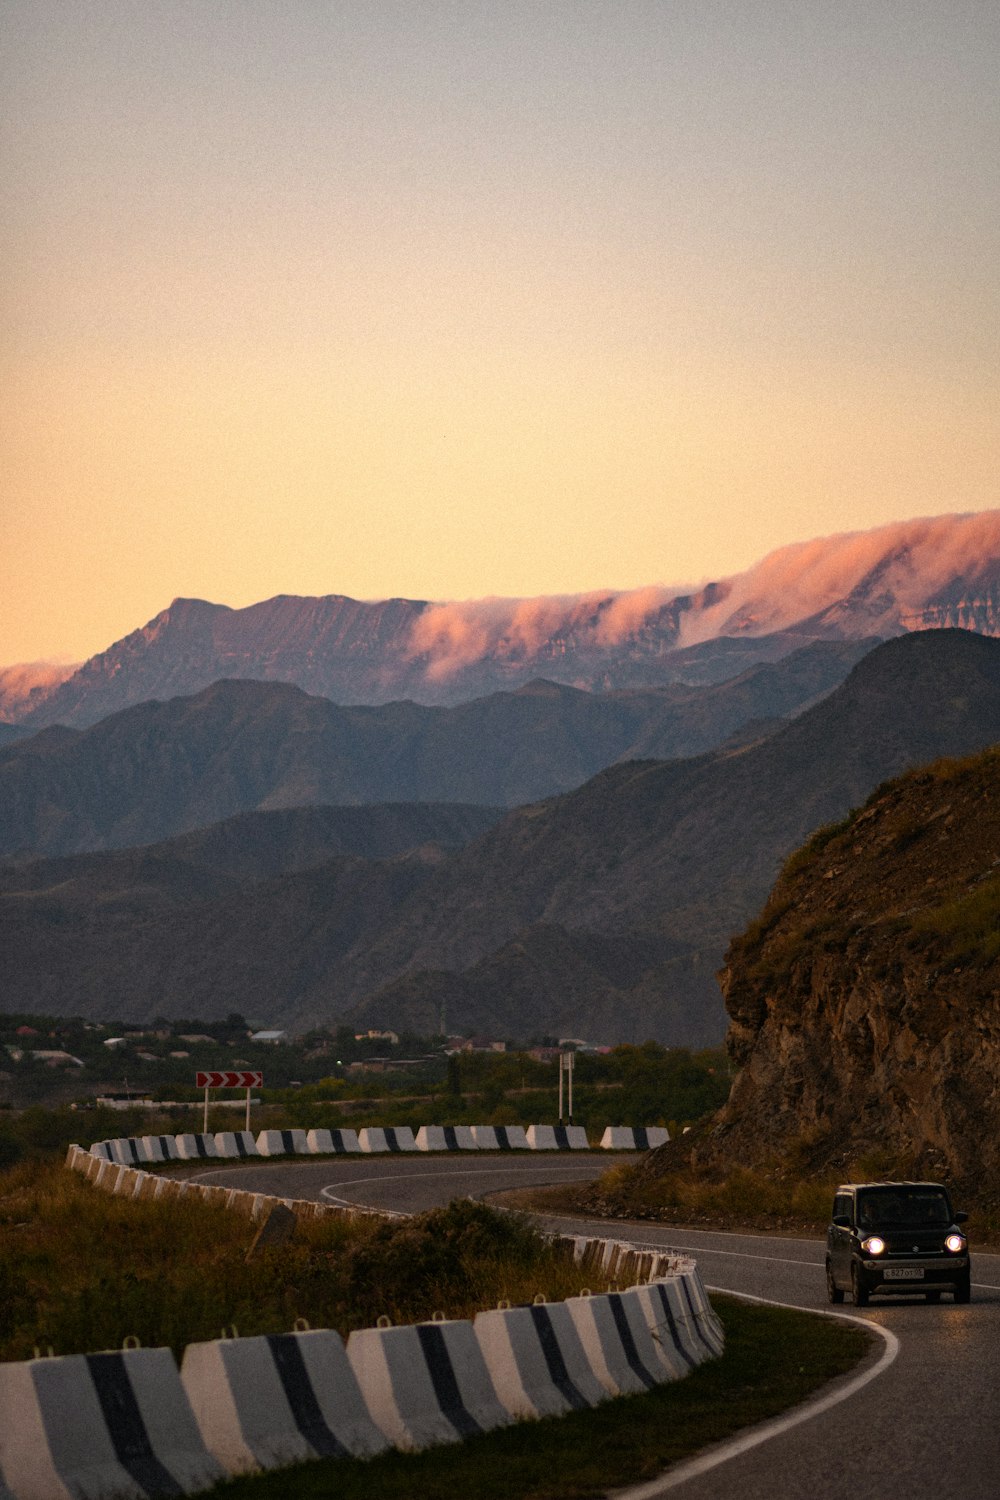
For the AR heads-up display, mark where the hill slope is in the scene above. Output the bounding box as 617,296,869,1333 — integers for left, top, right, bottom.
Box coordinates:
711,746,1000,1193
6,631,1000,1044
0,641,865,857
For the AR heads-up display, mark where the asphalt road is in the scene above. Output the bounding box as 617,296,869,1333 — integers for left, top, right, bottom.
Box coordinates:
182,1154,1000,1500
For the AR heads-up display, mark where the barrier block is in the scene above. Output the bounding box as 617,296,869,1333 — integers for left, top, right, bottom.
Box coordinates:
626,1283,699,1378
181,1329,388,1475
599,1126,670,1150
174,1134,220,1161
212,1131,260,1159
256,1129,310,1157
563,1290,666,1396
0,1346,225,1500
357,1127,417,1153
305,1128,361,1155
473,1302,607,1419
414,1126,479,1152
525,1126,589,1150
648,1274,722,1364
347,1319,510,1451
140,1135,181,1163
89,1141,114,1162
108,1137,145,1167
469,1125,530,1150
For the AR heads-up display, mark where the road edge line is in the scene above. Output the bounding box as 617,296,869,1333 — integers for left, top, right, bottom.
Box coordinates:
607,1290,899,1499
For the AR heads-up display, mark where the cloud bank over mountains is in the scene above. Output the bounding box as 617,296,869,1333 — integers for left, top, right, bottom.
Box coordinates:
6,509,1000,727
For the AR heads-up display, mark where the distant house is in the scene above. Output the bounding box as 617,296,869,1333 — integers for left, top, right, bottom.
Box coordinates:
103,1037,128,1049
249,1030,287,1044
354,1029,399,1045
30,1049,84,1067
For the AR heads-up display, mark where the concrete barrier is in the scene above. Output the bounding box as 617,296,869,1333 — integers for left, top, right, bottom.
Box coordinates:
108,1137,146,1167
0,1346,225,1500
563,1290,665,1397
473,1301,608,1419
414,1126,478,1152
139,1135,181,1163
305,1128,361,1155
627,1282,700,1377
174,1134,220,1161
347,1319,510,1450
525,1125,590,1150
181,1329,388,1475
469,1125,530,1150
599,1126,670,1150
256,1129,310,1157
213,1131,260,1159
357,1126,417,1153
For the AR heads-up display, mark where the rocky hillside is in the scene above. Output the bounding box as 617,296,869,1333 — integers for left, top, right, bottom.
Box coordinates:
7,630,1000,1045
0,641,865,857
709,747,1000,1192
13,509,1000,725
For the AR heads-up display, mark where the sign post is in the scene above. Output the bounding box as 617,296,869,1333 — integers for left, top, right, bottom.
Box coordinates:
195,1070,264,1134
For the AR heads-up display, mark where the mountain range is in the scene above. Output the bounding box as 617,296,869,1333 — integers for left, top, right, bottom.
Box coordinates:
0,639,868,857
7,629,1000,1044
8,509,1000,727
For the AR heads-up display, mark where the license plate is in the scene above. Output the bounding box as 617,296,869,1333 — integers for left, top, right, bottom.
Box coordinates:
884,1267,924,1280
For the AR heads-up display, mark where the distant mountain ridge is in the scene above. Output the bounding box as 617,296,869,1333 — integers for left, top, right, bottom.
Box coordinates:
0,639,868,857
11,509,1000,726
7,630,1000,1044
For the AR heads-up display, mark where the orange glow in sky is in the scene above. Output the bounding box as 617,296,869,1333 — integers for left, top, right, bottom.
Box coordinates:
3,2,998,664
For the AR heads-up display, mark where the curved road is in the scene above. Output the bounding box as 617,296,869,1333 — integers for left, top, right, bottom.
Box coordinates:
183,1154,1000,1499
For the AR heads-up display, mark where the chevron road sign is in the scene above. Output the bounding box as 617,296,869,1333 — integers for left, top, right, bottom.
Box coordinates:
197,1071,264,1132
196,1071,264,1089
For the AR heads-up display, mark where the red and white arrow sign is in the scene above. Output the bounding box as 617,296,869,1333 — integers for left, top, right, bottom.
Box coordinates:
196,1071,264,1089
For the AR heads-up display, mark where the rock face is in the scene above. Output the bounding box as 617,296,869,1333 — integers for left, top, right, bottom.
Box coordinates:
14,509,1000,727
715,748,1000,1192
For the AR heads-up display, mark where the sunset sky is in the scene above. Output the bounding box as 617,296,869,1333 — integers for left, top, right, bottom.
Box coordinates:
3,1,998,665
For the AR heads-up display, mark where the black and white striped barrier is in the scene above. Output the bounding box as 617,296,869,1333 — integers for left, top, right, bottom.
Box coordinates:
564,1289,668,1396
472,1300,609,1418
346,1318,512,1450
0,1346,224,1500
180,1329,388,1473
358,1126,417,1153
470,1125,530,1149
600,1126,670,1149
213,1131,260,1159
256,1129,310,1156
305,1128,360,1154
525,1125,590,1150
414,1125,478,1151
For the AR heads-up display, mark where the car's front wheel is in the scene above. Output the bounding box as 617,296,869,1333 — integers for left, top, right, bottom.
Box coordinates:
954,1271,971,1304
826,1259,844,1304
852,1263,870,1307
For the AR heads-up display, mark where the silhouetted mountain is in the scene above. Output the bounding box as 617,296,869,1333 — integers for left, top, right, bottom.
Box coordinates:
0,640,867,857
14,510,1000,725
6,631,1000,1044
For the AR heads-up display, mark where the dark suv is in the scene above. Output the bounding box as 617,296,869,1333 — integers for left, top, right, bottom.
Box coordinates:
826,1181,971,1305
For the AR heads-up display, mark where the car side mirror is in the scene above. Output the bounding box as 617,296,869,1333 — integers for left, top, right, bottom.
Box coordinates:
954,1210,968,1224
832,1214,851,1228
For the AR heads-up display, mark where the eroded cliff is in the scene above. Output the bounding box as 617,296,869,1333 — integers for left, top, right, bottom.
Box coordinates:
711,749,1000,1191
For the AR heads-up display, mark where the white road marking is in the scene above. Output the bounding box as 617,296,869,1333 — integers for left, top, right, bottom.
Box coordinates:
609,1292,900,1499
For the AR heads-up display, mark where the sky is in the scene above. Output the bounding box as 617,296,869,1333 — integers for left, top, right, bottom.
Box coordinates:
3,0,998,665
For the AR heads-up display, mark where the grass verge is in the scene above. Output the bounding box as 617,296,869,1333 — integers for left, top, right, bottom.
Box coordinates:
0,1162,605,1360
209,1295,869,1499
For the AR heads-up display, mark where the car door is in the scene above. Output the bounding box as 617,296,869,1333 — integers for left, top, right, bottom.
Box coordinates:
830,1191,854,1286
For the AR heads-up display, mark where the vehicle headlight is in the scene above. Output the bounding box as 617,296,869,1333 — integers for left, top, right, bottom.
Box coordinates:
862,1236,886,1255
945,1233,966,1253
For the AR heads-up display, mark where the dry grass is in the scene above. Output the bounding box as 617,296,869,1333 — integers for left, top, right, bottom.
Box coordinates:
0,1162,604,1361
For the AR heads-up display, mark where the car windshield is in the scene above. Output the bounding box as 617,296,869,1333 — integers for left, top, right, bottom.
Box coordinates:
857,1188,951,1228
